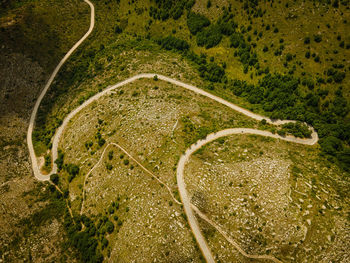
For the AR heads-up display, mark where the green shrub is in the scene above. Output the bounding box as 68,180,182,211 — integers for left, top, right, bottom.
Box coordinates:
314,34,322,43
187,12,210,35
50,173,59,185
304,36,310,44
108,151,113,160
157,36,189,51
281,122,312,138
66,164,79,182
196,24,222,48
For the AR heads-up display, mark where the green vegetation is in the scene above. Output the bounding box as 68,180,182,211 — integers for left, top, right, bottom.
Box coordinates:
196,24,222,48
187,11,210,34
55,150,65,171
157,36,189,51
281,122,312,138
50,173,59,185
149,0,194,21
66,163,80,182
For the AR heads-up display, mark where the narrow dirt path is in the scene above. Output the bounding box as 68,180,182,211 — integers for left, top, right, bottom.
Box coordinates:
26,1,319,262
26,0,95,181
28,72,318,263
29,73,318,181
80,142,181,216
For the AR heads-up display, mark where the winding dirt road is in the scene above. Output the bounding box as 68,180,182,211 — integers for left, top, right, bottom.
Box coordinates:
26,0,95,181
26,0,319,262
28,73,318,181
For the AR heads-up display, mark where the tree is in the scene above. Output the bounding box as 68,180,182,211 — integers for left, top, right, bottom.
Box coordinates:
105,221,114,234
319,136,343,155
50,173,59,185
114,25,122,34
314,34,322,43
196,24,223,48
158,36,189,51
304,36,310,44
187,12,210,35
207,0,212,8
305,51,310,58
108,151,113,160
67,164,79,182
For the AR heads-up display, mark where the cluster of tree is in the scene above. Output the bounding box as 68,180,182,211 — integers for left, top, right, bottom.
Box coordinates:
201,63,225,82
325,68,346,83
196,24,223,48
186,51,226,82
187,11,210,35
54,149,65,171
189,10,241,50
156,36,189,51
229,29,259,71
64,213,103,263
97,216,115,235
281,122,312,138
62,195,128,262
149,0,194,21
242,0,264,18
96,131,106,147
66,163,80,182
229,73,350,171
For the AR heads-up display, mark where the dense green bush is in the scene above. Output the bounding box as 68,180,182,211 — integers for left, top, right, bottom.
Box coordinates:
54,150,64,171
199,62,225,82
196,24,222,48
230,33,245,48
149,0,193,21
50,173,59,185
66,163,79,182
157,36,189,51
281,122,312,138
314,34,322,43
64,214,103,263
187,12,210,35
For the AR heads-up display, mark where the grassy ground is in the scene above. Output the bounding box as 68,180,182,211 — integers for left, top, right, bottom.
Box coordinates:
185,133,349,262
98,0,350,98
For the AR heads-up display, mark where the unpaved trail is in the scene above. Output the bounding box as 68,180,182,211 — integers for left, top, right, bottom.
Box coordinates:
26,1,318,262
26,0,95,181
29,73,318,181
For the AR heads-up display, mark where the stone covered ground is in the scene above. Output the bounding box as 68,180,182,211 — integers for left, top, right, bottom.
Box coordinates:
185,134,349,262
58,78,258,261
